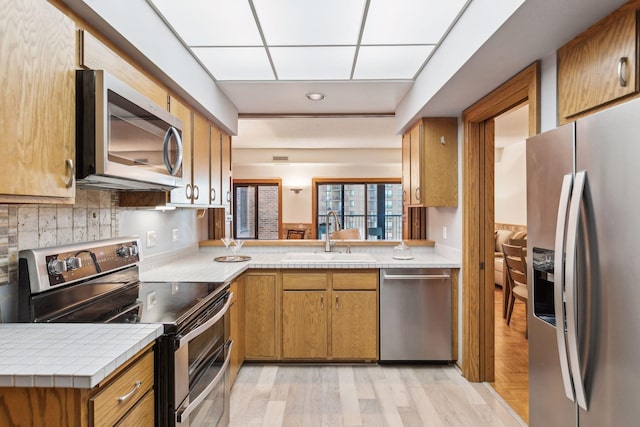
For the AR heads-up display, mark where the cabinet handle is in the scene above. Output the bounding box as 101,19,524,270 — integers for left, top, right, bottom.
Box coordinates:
414,188,420,201
226,191,231,202
618,57,628,87
118,380,142,402
320,295,324,310
65,159,74,189
211,188,216,202
186,183,193,199
193,185,200,200
335,295,339,310
402,190,406,202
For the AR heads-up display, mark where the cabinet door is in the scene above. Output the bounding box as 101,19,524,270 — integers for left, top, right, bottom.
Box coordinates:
116,390,155,427
401,132,411,206
409,123,422,205
421,117,458,207
168,97,193,204
221,132,232,207
192,112,210,206
209,124,222,205
282,291,328,359
558,7,637,120
331,291,377,360
244,273,278,359
0,0,75,202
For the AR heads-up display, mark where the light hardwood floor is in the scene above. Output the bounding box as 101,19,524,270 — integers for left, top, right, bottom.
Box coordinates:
490,286,529,423
230,363,526,426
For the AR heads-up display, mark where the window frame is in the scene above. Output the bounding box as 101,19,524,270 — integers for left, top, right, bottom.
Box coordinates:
232,179,282,240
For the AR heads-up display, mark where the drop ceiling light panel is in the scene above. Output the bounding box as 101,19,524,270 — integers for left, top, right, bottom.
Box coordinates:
150,0,262,45
361,0,468,44
193,47,274,80
354,45,435,80
270,47,356,80
253,0,366,45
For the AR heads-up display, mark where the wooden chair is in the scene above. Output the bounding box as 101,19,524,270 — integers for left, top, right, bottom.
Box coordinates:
286,229,305,239
502,242,528,338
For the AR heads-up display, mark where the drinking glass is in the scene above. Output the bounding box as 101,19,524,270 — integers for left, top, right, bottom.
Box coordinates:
231,239,244,255
221,237,234,249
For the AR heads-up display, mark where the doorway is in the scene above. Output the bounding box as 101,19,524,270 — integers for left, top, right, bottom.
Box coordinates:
460,62,540,387
233,179,282,239
491,103,530,422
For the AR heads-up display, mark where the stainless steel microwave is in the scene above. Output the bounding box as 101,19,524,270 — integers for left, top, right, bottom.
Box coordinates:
76,70,184,190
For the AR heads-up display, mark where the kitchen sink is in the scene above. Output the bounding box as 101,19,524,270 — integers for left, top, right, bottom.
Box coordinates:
281,252,376,263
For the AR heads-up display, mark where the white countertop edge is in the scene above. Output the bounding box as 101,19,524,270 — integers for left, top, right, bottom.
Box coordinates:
0,324,164,389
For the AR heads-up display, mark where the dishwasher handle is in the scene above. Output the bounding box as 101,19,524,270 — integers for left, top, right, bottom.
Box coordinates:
382,274,450,280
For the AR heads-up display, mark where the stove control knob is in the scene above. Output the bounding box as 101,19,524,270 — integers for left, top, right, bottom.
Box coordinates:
66,256,82,271
47,259,67,275
130,245,139,256
117,246,133,257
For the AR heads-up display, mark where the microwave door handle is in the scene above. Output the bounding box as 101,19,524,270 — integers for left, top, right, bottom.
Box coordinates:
554,173,575,402
565,170,588,410
163,126,183,176
175,340,233,425
177,292,232,348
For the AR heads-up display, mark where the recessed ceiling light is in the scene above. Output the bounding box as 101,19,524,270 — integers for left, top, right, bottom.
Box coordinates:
306,93,326,101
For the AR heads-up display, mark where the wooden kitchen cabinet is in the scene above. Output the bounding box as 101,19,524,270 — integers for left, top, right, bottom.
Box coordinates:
221,131,233,208
0,0,76,203
282,290,328,359
558,4,638,123
0,344,154,426
280,270,378,361
209,124,223,205
243,271,281,360
229,277,245,385
401,118,458,208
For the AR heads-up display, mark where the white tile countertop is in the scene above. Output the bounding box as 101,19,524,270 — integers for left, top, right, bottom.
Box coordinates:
0,323,163,389
139,244,460,283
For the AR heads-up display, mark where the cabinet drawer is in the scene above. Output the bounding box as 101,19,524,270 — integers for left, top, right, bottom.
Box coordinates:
332,272,377,290
90,351,154,427
115,390,155,426
283,273,327,290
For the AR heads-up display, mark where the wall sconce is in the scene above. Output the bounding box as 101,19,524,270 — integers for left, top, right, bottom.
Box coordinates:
290,187,303,194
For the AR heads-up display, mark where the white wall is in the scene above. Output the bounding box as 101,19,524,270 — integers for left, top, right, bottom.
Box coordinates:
495,141,527,225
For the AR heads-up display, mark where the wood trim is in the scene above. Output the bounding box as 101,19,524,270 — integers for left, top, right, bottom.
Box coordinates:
461,62,540,382
310,177,402,239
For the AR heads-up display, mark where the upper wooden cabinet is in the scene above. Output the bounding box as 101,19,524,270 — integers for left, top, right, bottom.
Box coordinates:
402,117,458,208
209,125,222,205
558,4,639,123
0,0,75,203
221,131,233,207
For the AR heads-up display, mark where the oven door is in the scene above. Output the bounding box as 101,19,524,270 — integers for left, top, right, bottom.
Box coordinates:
174,291,232,427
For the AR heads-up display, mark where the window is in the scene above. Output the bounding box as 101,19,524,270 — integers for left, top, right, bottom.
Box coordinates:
315,180,402,240
233,182,280,239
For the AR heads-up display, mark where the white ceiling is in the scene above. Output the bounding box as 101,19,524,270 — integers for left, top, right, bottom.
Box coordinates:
148,0,467,82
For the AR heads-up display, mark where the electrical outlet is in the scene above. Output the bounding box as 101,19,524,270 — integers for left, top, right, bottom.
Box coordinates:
147,291,157,308
442,226,448,240
146,230,157,248
172,228,179,242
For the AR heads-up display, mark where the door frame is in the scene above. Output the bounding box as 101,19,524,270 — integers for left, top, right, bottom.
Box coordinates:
461,62,540,381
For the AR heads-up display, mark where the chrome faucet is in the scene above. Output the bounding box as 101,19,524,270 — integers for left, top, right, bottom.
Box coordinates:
325,210,340,252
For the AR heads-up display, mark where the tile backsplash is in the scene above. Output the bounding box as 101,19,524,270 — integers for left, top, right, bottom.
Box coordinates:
0,189,119,321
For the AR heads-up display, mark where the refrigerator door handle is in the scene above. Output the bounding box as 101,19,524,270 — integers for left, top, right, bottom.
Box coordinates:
554,173,576,402
565,170,588,410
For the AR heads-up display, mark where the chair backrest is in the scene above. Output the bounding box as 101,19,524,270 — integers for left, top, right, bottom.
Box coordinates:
502,242,527,288
287,229,305,239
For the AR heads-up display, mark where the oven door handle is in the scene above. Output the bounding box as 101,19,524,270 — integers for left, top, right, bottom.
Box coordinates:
176,340,233,424
177,292,232,348
105,302,143,323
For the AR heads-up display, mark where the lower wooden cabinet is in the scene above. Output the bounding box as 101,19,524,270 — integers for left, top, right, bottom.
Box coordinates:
282,290,328,359
281,270,378,361
243,271,280,360
331,290,377,359
0,344,155,427
229,277,245,385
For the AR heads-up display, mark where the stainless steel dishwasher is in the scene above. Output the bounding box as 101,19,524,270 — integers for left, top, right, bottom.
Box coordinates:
379,268,452,362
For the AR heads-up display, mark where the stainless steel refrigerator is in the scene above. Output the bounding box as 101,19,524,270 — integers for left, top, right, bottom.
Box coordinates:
527,99,640,426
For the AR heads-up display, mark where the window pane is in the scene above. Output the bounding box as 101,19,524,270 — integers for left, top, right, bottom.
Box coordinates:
257,186,279,239
235,186,256,239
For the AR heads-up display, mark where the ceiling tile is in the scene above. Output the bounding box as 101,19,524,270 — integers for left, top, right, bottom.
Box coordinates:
192,47,275,80
150,0,262,45
353,45,434,80
270,47,356,80
361,0,467,45
253,0,366,45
